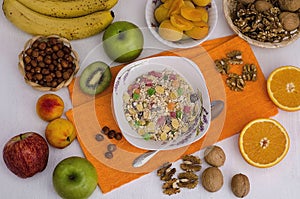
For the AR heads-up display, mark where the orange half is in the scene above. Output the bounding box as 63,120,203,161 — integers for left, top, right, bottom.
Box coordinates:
267,66,300,111
239,118,290,168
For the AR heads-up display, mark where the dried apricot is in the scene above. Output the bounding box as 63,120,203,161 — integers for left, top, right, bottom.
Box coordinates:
196,6,209,22
155,5,170,23
168,0,185,16
192,0,211,7
170,14,194,31
180,6,205,21
185,21,209,39
158,20,183,41
184,0,195,8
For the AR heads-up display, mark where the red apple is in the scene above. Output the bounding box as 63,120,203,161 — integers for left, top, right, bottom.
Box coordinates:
3,132,49,178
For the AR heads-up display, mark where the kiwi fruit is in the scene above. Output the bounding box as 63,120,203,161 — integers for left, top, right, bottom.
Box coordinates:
79,61,112,95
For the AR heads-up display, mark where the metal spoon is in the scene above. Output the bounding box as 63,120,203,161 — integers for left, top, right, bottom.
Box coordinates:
132,100,225,168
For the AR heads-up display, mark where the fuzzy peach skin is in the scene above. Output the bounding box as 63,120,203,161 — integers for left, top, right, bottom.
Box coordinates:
45,118,76,148
36,94,64,121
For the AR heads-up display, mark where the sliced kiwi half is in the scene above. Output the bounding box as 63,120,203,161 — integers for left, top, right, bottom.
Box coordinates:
79,61,112,95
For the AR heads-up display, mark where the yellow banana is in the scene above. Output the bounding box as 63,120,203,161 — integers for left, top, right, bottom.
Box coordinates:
15,0,118,18
2,0,115,40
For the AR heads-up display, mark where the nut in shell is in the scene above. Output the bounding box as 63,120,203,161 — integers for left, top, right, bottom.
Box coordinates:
204,145,226,167
231,173,250,198
19,35,79,91
201,167,224,192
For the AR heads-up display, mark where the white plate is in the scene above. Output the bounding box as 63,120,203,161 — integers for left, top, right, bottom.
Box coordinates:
112,56,211,150
145,0,218,49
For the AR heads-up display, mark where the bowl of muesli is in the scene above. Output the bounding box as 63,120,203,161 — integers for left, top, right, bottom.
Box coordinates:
112,56,211,150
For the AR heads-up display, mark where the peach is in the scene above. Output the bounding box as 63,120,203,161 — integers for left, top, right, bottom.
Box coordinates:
36,94,64,122
45,118,76,148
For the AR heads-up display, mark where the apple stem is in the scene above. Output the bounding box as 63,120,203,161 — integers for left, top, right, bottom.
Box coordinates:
67,136,70,142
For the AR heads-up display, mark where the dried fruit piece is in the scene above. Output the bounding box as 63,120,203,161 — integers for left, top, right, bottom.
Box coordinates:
154,5,170,23
170,14,194,31
201,167,223,192
231,173,250,198
180,6,205,21
192,0,211,7
158,20,183,41
195,6,209,22
185,21,209,39
184,0,195,8
168,0,185,16
204,145,226,167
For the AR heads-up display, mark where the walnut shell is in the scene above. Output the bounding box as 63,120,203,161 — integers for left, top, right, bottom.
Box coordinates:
204,145,226,167
278,0,300,12
238,0,255,5
279,12,300,31
254,0,273,12
231,173,250,198
201,167,223,192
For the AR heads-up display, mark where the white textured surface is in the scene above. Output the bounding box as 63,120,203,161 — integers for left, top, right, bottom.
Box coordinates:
0,0,299,199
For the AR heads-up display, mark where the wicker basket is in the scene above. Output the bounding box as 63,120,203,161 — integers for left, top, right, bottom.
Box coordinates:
18,35,79,91
223,0,300,48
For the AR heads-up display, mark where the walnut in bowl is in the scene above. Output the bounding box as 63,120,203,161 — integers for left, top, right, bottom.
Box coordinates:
19,35,79,91
223,0,300,48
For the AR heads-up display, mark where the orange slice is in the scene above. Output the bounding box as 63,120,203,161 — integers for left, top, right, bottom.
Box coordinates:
267,66,300,111
239,118,290,168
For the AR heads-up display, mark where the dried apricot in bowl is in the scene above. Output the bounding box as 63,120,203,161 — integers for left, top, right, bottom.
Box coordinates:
239,118,290,168
267,66,300,111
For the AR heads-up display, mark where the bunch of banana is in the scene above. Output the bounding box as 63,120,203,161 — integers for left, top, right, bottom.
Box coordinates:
2,0,118,40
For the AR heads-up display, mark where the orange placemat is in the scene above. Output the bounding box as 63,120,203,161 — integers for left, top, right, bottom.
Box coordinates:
66,35,278,193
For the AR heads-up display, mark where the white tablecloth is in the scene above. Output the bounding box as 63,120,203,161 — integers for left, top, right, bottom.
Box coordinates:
0,0,299,198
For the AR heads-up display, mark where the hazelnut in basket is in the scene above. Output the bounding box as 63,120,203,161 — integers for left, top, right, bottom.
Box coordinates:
18,35,79,91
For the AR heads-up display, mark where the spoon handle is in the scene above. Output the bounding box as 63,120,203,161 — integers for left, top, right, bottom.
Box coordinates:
132,150,159,168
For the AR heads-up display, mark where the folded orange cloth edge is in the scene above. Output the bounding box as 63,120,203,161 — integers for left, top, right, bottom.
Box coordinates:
66,35,278,193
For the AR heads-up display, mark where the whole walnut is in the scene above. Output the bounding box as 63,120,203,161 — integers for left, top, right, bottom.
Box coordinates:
278,0,300,12
238,0,255,5
231,173,250,198
279,12,300,31
254,0,273,12
204,145,226,167
201,167,223,192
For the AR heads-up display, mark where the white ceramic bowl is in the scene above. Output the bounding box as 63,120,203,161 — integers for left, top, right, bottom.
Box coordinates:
145,0,218,49
112,56,211,150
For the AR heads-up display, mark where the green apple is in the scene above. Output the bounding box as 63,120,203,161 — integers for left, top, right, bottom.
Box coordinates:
52,156,98,199
102,21,144,63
